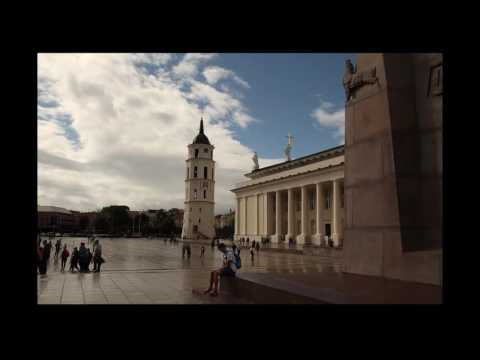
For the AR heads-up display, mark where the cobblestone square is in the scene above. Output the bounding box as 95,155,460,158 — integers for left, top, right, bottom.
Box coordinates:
37,237,342,304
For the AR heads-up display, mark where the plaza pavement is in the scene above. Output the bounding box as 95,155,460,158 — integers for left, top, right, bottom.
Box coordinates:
37,237,343,305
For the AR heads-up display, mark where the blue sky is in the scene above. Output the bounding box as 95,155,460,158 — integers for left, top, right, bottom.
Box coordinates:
38,53,356,213
213,53,356,158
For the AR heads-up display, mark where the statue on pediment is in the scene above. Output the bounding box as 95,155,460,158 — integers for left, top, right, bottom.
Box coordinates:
252,152,259,171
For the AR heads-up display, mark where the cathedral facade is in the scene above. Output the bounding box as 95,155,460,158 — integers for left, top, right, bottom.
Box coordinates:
181,119,216,240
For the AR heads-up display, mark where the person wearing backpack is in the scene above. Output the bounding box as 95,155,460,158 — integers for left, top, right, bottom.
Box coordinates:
232,244,242,270
204,243,237,297
60,244,70,272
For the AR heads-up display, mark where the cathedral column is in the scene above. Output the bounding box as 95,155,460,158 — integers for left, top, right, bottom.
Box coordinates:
271,191,282,243
332,179,341,247
243,196,248,236
235,197,240,239
286,188,294,242
296,185,308,245
312,182,324,246
264,193,269,236
255,194,259,239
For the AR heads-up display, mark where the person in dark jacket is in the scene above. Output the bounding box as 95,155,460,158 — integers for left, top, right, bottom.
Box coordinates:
93,240,103,272
87,248,93,272
70,247,79,272
44,240,52,264
54,239,61,260
38,242,47,275
60,244,70,272
78,243,88,272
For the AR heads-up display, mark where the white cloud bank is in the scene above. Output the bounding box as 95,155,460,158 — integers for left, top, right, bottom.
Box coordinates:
311,100,345,144
38,53,278,214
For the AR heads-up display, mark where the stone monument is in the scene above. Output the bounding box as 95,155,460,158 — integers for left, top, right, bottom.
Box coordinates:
284,133,293,161
252,152,259,171
343,54,442,286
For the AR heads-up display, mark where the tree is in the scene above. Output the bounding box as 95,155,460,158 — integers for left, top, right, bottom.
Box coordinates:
94,213,108,233
99,205,130,235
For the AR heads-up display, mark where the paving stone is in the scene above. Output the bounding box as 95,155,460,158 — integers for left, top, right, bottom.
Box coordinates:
37,237,347,304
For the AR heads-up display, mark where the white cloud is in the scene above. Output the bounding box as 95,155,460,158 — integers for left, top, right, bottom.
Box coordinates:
203,66,250,89
311,100,345,143
37,53,258,214
172,53,217,78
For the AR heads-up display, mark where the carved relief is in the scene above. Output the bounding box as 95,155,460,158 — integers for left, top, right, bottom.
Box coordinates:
343,59,379,102
428,63,443,96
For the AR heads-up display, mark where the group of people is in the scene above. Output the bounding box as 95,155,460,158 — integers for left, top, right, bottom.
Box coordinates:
37,236,104,275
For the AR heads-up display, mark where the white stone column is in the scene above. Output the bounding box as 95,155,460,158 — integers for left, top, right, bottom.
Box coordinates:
286,188,294,242
235,197,240,240
296,186,308,245
243,196,248,237
263,193,269,236
271,190,282,243
332,179,340,247
312,182,324,245
255,193,259,240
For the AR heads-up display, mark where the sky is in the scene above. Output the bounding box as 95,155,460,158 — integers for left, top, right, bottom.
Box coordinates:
38,53,356,214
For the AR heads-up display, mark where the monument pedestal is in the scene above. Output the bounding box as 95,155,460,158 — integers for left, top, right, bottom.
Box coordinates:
343,54,442,286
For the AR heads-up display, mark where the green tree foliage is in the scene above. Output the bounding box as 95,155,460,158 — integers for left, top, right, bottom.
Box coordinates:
99,205,130,235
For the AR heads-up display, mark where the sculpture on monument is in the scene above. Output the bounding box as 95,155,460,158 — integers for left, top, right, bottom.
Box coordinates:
284,133,293,161
343,59,378,101
252,152,259,170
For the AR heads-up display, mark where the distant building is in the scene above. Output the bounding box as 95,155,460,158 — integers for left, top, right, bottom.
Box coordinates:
75,211,98,232
38,205,76,233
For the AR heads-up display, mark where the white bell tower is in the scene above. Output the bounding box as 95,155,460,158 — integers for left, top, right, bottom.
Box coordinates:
181,118,215,240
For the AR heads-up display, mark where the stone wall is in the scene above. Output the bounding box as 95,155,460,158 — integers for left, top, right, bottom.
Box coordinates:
343,53,442,286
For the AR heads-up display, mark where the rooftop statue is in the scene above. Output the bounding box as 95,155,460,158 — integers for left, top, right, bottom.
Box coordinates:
252,152,259,171
284,133,293,161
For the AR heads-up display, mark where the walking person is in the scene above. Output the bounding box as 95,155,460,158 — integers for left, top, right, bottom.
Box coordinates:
255,241,260,254
60,244,69,272
250,243,255,262
38,242,47,275
93,240,103,273
70,247,79,272
200,246,205,258
87,248,93,272
43,240,52,270
54,239,61,260
78,242,88,272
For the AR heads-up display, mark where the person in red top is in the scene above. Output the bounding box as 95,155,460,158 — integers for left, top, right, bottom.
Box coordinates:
60,244,70,272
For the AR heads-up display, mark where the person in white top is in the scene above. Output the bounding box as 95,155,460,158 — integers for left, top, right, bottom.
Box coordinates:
204,243,236,297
